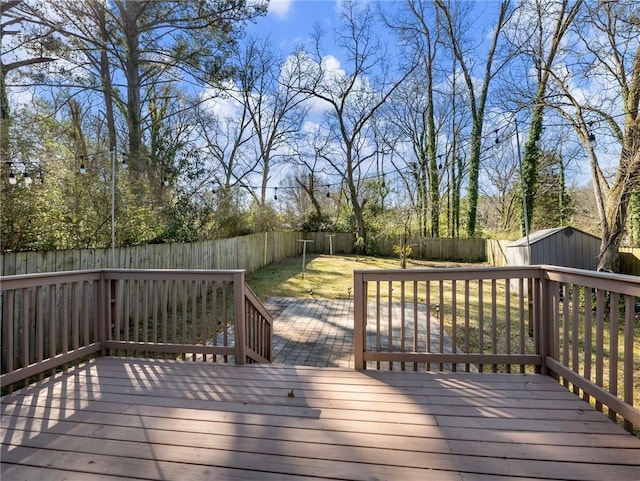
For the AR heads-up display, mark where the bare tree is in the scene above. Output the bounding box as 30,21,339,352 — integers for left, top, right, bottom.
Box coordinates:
436,0,511,237
384,0,444,238
502,0,584,234
233,36,311,204
544,1,640,271
292,1,415,250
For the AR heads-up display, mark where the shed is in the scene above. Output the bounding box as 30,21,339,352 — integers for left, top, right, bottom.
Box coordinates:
506,226,600,270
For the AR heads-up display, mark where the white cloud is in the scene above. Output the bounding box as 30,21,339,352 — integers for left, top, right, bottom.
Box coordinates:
269,0,294,20
200,81,244,119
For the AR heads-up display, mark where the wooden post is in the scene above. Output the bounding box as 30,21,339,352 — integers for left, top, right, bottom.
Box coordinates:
110,278,118,355
297,239,314,279
97,275,107,357
233,271,246,365
538,272,550,375
354,271,365,370
326,234,336,255
528,278,534,338
264,232,268,266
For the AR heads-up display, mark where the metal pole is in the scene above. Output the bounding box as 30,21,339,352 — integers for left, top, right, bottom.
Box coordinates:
514,118,531,262
111,148,116,268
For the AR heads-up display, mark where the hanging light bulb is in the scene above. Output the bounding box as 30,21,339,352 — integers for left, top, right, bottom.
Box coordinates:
494,129,500,144
162,176,169,187
534,133,541,148
23,171,32,185
79,163,86,174
274,187,278,201
121,156,128,169
588,132,596,149
8,171,17,185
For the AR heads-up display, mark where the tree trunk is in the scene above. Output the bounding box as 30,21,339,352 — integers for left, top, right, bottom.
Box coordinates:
465,125,482,236
92,0,117,153
0,66,9,163
597,128,640,271
118,0,143,171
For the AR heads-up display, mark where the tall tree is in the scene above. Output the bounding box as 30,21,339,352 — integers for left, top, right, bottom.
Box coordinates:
436,0,510,237
385,0,443,238
503,0,583,235
545,0,640,271
233,36,311,204
0,0,55,163
293,1,415,250
12,0,266,172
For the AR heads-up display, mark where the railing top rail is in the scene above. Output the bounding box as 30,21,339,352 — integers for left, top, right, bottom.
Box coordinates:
0,268,248,288
540,265,640,296
354,265,543,281
540,264,640,281
102,269,246,281
102,268,246,274
0,270,103,289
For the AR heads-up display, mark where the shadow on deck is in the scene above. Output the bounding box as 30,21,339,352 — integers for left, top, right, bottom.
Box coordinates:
2,357,639,481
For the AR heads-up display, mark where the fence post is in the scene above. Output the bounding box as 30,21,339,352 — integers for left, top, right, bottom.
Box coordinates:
233,271,246,365
354,271,365,370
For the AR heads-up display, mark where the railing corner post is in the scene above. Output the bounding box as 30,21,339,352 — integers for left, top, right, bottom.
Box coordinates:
234,271,246,365
538,273,550,375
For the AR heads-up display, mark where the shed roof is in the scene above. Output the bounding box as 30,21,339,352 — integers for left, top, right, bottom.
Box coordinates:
508,226,600,248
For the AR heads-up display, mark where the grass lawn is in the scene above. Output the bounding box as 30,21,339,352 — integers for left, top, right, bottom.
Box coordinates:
246,253,479,300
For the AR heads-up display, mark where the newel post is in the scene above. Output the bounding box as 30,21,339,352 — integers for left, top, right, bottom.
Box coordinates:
97,271,109,357
233,271,246,365
538,270,550,375
353,271,365,370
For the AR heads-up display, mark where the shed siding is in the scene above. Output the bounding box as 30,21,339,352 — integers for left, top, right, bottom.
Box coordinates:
506,227,600,270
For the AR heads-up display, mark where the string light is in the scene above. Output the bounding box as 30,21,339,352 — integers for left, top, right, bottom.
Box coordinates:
587,121,596,148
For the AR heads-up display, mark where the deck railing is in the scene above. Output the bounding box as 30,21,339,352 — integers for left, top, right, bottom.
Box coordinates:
1,269,273,390
354,265,640,432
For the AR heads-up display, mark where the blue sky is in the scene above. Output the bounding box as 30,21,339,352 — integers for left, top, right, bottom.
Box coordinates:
247,1,500,63
247,0,339,54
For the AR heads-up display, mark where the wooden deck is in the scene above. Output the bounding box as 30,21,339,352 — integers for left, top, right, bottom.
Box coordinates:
2,358,639,481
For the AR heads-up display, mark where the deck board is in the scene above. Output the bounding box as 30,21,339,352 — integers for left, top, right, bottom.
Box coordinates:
2,358,639,481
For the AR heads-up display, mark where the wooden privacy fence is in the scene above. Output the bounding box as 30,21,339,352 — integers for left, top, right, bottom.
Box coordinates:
353,265,640,432
0,231,354,276
372,236,488,262
2,232,637,276
1,269,273,390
